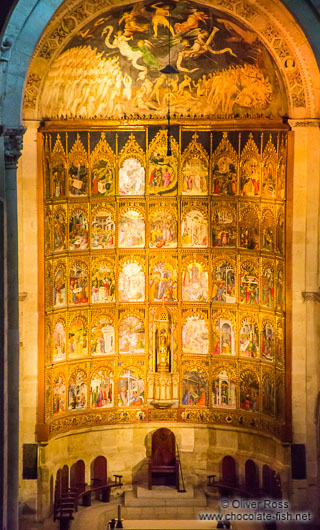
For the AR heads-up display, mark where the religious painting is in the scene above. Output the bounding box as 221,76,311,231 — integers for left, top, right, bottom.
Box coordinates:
53,207,67,252
53,262,66,307
69,209,89,250
69,261,89,305
44,206,52,255
212,259,236,303
149,205,177,248
240,371,259,411
51,161,66,199
181,207,208,247
261,320,275,361
261,209,275,252
212,203,236,247
212,133,237,195
277,136,287,200
262,375,275,415
182,314,208,354
51,134,66,198
239,260,259,306
68,371,87,410
68,135,88,196
239,205,259,249
182,259,208,302
119,157,145,195
212,370,236,408
240,134,260,196
53,318,66,362
91,260,115,303
53,375,66,414
45,322,51,365
276,318,285,365
119,134,146,195
276,207,285,254
182,371,208,407
119,208,145,248
119,259,145,302
181,133,208,195
40,1,286,121
276,262,285,311
91,205,115,249
68,314,88,358
90,370,113,408
148,130,178,195
275,377,284,419
118,370,144,407
239,317,259,358
149,257,177,302
45,263,52,309
91,133,115,196
119,314,145,354
262,135,277,198
261,263,274,309
91,314,115,355
212,315,236,355
43,136,50,199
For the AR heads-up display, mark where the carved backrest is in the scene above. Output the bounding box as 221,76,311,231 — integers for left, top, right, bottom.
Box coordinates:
151,428,176,467
92,455,107,485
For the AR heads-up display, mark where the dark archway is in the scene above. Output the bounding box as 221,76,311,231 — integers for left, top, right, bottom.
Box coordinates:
70,460,86,493
91,456,107,487
245,459,259,494
61,465,69,494
221,456,237,486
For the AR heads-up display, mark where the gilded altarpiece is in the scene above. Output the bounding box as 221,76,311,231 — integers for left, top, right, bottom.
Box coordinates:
42,126,287,439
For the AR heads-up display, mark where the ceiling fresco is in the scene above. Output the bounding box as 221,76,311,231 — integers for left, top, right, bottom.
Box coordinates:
39,0,288,119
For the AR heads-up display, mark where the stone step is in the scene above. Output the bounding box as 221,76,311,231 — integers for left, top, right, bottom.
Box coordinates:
136,485,195,499
124,489,207,508
122,506,210,520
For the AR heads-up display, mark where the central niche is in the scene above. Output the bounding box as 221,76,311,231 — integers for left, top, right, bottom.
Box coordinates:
44,124,286,433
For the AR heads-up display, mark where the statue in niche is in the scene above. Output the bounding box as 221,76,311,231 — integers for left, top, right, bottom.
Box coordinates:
157,328,170,372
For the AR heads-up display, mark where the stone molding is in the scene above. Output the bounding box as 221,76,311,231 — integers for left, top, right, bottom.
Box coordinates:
288,119,320,128
302,291,320,302
0,126,26,168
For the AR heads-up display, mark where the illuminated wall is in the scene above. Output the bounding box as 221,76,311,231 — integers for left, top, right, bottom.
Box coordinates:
42,123,287,438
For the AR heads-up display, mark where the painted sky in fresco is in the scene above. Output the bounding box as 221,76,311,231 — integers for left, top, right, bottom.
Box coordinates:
40,0,287,118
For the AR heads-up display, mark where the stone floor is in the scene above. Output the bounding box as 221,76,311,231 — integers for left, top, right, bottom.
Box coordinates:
19,490,268,530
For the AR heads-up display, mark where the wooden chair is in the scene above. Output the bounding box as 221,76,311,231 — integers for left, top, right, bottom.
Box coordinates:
148,428,179,490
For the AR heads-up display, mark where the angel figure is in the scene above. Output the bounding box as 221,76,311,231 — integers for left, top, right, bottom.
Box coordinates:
174,8,208,34
119,5,149,37
181,27,237,60
102,26,147,78
151,3,176,37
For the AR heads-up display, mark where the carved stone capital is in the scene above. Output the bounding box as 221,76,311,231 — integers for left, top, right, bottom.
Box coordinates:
302,291,320,303
288,119,320,129
1,126,26,168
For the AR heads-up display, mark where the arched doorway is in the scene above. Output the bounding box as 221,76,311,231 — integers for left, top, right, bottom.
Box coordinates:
91,456,107,487
149,428,179,490
70,460,86,493
245,460,259,494
61,465,69,494
221,456,237,486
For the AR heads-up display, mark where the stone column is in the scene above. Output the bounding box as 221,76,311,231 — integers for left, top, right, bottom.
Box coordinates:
1,126,26,530
288,119,320,524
